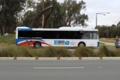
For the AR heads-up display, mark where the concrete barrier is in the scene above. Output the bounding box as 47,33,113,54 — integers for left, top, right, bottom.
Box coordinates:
72,57,79,60
17,57,23,60
22,57,35,60
0,57,120,60
102,57,120,60
16,57,35,60
60,57,79,60
0,57,14,60
39,57,57,60
82,57,100,60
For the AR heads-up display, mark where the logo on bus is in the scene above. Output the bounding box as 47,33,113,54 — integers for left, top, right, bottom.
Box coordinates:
69,41,76,45
54,40,76,45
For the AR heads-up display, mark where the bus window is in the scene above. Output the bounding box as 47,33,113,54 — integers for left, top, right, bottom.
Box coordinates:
90,32,93,39
82,31,90,39
93,32,97,39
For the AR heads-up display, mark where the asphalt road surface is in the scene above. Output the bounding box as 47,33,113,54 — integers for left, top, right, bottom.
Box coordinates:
0,60,120,80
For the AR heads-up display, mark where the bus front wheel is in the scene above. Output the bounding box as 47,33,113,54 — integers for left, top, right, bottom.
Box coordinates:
78,42,86,47
34,42,41,48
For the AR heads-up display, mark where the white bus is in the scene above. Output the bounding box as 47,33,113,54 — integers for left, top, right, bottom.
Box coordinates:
16,27,99,48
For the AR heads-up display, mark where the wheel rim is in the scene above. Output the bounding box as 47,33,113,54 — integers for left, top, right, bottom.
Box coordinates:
79,43,84,47
35,43,40,48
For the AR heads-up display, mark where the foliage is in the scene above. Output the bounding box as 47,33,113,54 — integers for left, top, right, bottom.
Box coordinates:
23,0,88,28
0,0,26,36
0,45,120,57
97,24,119,38
35,46,72,57
0,46,72,57
61,0,88,27
73,47,96,57
23,0,64,28
0,34,15,45
97,45,118,57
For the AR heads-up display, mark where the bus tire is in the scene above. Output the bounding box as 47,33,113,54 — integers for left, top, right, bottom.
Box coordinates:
78,42,86,47
34,42,41,48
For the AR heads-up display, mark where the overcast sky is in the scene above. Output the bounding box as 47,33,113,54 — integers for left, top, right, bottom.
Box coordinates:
57,0,120,28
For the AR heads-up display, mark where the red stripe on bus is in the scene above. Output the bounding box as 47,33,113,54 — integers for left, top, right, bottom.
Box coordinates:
18,40,50,46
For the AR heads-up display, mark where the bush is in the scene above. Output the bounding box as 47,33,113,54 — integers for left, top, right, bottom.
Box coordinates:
73,47,96,57
36,46,71,57
112,48,120,57
0,46,37,57
0,46,72,57
97,45,118,57
55,47,72,57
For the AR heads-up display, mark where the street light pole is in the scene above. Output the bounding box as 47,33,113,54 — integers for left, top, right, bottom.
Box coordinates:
96,13,97,28
96,12,110,28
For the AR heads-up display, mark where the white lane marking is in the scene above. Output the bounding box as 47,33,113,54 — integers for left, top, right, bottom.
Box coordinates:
34,67,84,69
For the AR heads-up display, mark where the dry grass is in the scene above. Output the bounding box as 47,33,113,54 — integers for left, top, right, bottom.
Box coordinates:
73,47,96,57
0,46,71,57
0,45,120,57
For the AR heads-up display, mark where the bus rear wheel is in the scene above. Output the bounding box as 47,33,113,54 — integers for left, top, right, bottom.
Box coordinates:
34,42,41,48
78,42,86,47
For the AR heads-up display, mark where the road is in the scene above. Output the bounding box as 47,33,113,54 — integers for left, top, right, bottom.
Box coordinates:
0,60,120,80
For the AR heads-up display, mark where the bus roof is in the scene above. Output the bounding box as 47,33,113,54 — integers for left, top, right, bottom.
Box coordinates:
17,26,98,31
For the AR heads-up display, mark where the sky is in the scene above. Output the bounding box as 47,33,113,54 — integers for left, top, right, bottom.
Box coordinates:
57,0,120,28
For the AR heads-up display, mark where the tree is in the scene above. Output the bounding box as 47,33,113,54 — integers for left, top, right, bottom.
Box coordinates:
23,0,88,28
117,21,120,27
61,0,88,27
23,10,36,27
23,0,63,28
97,25,118,38
0,0,26,36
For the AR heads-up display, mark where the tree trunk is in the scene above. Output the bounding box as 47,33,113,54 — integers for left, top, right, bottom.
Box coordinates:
42,0,44,28
50,18,53,28
63,1,66,26
42,14,44,28
68,18,72,26
9,27,15,34
0,26,4,36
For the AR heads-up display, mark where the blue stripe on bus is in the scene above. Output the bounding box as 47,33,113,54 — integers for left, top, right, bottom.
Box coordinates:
17,28,33,31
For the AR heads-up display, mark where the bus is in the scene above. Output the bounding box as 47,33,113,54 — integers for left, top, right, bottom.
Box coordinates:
16,27,99,48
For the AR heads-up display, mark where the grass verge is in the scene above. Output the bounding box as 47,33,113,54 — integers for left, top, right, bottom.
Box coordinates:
100,40,115,43
100,42,104,44
0,34,15,46
0,45,120,57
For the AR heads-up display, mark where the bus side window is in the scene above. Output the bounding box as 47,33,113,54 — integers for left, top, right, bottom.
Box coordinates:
90,32,93,39
93,32,97,39
82,31,90,39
